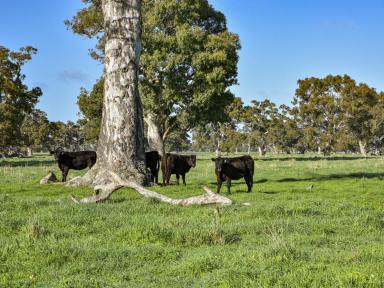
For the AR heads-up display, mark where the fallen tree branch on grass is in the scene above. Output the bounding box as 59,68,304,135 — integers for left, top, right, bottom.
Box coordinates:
68,171,232,206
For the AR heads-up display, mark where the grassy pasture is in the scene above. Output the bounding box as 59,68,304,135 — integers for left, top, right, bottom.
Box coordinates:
0,154,384,287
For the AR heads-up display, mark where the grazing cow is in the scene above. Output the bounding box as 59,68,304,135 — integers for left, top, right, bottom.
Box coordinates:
211,155,254,194
145,150,160,184
52,150,97,182
163,153,196,186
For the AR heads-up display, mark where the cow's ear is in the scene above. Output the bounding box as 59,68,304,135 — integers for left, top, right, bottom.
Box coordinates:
211,158,216,162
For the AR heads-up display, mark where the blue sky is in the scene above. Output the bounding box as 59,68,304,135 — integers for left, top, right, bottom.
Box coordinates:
1,0,383,122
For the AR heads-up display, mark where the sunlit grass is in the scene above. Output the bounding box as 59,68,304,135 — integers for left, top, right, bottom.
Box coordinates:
0,153,383,287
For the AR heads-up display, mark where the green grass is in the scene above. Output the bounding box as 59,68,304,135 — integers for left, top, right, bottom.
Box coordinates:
1,153,384,287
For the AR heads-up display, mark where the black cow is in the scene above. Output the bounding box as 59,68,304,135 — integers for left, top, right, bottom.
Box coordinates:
163,153,196,186
145,151,160,184
51,150,97,182
211,155,254,194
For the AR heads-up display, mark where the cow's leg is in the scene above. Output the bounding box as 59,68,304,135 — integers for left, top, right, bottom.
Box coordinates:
245,173,253,192
226,179,231,194
59,164,65,182
154,170,159,184
217,177,223,194
182,173,186,185
62,166,69,182
165,171,171,185
176,174,180,185
150,169,155,183
245,177,252,192
161,160,166,185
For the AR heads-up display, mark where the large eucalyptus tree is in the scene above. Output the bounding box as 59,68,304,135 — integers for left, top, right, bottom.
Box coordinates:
69,0,146,192
69,0,231,205
67,0,240,159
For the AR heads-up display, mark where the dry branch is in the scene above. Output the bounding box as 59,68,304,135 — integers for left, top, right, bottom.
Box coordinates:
68,171,232,206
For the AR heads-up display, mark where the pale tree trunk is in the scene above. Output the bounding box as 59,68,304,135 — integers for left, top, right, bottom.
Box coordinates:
27,147,33,157
67,0,231,205
247,143,251,155
358,140,367,157
216,138,221,157
317,146,322,155
68,0,146,191
258,146,266,156
144,112,167,183
145,112,165,156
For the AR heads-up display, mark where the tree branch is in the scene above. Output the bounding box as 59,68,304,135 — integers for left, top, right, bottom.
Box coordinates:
69,171,232,206
162,124,175,141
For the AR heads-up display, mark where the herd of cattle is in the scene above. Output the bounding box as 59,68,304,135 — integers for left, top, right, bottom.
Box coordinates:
50,149,254,194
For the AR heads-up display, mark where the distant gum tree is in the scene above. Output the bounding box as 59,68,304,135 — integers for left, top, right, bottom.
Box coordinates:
21,108,51,155
292,75,355,155
341,82,379,156
0,46,42,152
242,99,278,156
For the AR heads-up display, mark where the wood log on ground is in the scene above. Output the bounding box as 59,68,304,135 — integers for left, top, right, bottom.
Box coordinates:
40,171,58,184
68,171,232,206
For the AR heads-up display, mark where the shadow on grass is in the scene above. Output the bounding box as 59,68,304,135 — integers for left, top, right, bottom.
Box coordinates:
261,191,279,194
211,172,384,191
255,156,374,162
276,172,384,183
0,159,56,167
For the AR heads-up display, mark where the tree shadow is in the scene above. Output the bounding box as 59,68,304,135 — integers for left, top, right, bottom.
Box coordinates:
261,191,279,194
256,156,374,162
0,160,56,167
276,172,384,182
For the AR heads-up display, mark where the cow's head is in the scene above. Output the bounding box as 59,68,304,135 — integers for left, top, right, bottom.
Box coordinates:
50,147,64,160
211,157,228,173
187,155,196,167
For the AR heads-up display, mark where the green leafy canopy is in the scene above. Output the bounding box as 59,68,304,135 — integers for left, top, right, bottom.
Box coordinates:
66,0,240,141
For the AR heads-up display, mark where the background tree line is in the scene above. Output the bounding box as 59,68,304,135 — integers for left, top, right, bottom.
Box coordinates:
1,0,383,157
193,75,384,156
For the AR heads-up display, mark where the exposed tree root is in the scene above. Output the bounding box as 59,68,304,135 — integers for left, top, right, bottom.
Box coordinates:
67,170,232,205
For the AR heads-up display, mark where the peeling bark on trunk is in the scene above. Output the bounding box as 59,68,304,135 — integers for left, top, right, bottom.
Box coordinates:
68,0,146,190
258,146,266,156
97,0,146,183
358,140,367,157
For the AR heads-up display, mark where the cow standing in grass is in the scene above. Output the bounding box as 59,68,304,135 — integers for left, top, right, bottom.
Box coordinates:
51,150,97,182
145,151,160,184
163,154,196,186
211,155,254,194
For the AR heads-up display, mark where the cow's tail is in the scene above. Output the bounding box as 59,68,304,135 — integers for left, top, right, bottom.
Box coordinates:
156,154,160,172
